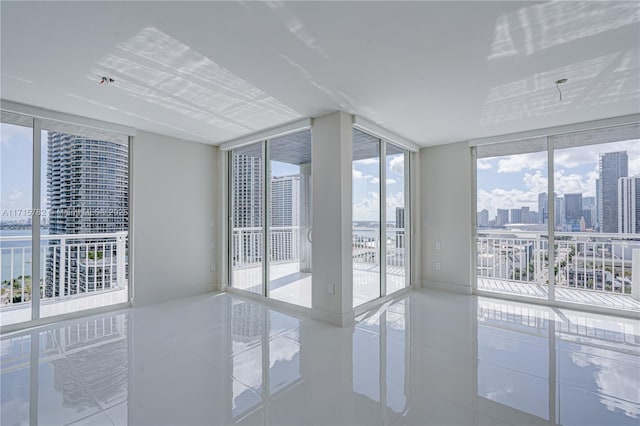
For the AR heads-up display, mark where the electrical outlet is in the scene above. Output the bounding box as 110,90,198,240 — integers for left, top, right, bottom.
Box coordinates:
210,263,216,271
435,262,441,271
435,241,441,250
328,282,335,295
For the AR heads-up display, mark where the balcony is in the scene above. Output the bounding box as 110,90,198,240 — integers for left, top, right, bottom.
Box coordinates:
0,231,128,326
477,230,640,313
231,226,408,307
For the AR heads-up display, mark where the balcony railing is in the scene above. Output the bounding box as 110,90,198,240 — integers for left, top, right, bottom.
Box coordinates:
0,231,128,308
477,230,639,296
231,226,407,269
231,226,302,268
352,227,406,268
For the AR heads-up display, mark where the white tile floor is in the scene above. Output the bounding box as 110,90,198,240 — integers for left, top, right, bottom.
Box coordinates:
1,289,639,425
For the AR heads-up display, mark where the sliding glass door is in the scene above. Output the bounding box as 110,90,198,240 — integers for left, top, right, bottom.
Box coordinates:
230,143,265,295
352,129,410,307
352,130,381,306
1,112,130,328
474,122,639,312
385,144,409,295
1,112,34,325
267,131,312,307
229,130,312,307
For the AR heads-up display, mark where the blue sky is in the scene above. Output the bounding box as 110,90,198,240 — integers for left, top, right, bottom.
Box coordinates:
1,123,48,220
352,153,405,222
477,139,640,218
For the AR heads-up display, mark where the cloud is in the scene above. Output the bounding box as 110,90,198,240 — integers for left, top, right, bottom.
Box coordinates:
497,151,547,173
477,159,493,170
7,190,24,204
356,158,379,165
478,166,600,217
353,191,380,221
354,190,405,222
386,191,404,212
352,167,373,181
389,155,404,175
1,122,32,147
370,177,397,185
554,139,640,176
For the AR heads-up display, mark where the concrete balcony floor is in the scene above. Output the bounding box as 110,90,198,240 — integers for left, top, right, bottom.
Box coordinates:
478,278,640,313
0,286,128,326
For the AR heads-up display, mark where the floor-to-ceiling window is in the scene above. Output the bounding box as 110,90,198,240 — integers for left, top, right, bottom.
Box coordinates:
1,112,34,323
352,129,381,306
475,138,548,300
385,144,409,296
267,130,312,307
231,143,265,296
551,125,639,308
353,129,410,307
229,129,312,308
474,121,639,312
0,111,131,328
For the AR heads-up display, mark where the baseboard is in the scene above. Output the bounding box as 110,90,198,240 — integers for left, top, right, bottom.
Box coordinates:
311,307,355,327
132,282,215,307
423,280,472,295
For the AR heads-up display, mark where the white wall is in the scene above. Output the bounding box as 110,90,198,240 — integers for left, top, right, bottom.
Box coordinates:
132,130,220,306
420,141,473,294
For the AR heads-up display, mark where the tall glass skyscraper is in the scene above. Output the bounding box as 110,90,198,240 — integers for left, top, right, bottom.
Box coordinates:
598,151,628,233
46,132,129,297
618,176,640,234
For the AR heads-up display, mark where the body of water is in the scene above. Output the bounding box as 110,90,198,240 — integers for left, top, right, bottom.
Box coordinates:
1,229,49,283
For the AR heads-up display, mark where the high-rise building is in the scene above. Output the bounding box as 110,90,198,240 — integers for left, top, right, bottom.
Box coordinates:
396,207,405,229
271,175,300,227
555,196,564,227
581,209,592,229
46,132,129,297
538,192,548,224
232,154,264,228
510,208,521,224
521,206,530,224
477,209,489,227
583,196,596,229
595,179,601,231
496,209,509,227
618,176,640,234
564,193,583,224
395,207,405,247
599,151,628,233
270,175,300,260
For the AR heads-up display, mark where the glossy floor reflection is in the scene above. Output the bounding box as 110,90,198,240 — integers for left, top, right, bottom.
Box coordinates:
1,290,639,425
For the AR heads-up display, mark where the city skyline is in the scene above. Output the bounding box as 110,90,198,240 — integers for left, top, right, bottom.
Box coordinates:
477,139,640,220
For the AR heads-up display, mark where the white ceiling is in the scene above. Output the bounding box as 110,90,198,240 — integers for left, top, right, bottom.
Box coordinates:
1,1,639,147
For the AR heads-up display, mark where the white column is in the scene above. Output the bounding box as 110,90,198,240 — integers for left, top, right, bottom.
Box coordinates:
311,111,354,326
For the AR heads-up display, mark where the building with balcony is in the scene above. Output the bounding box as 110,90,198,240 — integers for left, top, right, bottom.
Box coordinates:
45,132,129,298
1,2,639,426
